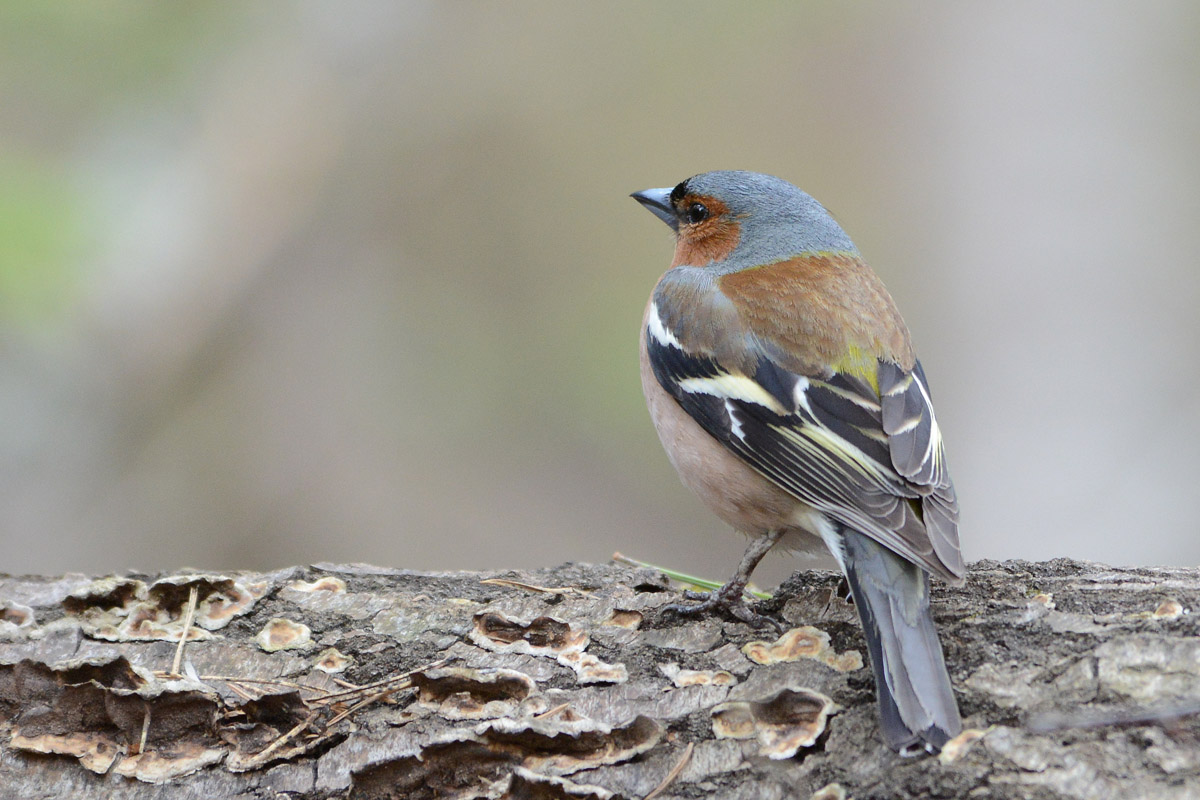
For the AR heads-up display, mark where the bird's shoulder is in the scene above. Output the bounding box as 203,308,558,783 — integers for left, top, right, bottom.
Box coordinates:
652,253,913,380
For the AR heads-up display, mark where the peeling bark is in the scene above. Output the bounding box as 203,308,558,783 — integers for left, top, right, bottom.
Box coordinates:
0,559,1197,799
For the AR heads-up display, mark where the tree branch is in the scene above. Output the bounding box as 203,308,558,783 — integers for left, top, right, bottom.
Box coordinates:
0,559,1196,799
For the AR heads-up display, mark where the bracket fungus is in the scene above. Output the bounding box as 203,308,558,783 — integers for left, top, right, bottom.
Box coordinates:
711,687,837,759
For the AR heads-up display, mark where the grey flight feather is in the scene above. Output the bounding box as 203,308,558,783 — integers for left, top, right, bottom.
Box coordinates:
879,360,963,578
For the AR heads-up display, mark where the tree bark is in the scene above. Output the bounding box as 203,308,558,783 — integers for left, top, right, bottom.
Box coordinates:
0,559,1197,799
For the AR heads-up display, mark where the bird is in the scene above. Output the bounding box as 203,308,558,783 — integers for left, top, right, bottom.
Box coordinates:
631,170,964,755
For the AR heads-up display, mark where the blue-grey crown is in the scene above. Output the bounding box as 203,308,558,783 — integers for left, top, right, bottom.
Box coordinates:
682,171,858,271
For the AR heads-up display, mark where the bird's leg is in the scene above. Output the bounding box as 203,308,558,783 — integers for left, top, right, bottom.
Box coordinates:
660,530,784,630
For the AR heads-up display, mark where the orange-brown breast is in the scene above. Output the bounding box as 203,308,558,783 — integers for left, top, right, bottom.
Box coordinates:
718,253,915,378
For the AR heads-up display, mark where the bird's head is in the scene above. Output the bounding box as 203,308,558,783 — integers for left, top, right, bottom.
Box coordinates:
632,170,858,272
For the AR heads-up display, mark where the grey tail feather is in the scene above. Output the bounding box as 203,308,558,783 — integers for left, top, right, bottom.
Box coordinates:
839,527,963,755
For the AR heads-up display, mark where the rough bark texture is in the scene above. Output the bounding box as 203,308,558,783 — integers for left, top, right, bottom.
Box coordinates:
0,559,1198,799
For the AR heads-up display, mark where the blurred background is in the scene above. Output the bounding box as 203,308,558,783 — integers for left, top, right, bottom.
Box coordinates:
1,3,1197,585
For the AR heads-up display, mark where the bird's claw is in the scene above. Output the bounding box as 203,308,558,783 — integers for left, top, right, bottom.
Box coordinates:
660,583,783,632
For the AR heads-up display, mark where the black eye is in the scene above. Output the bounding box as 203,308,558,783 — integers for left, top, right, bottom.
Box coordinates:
684,202,709,224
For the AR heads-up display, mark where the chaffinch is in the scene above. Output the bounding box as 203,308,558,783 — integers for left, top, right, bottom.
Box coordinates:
632,171,963,755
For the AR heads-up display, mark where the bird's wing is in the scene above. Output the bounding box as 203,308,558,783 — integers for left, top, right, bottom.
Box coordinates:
646,304,963,583
878,359,962,578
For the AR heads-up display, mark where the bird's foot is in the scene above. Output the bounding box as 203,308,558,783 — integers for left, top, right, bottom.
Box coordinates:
660,581,782,632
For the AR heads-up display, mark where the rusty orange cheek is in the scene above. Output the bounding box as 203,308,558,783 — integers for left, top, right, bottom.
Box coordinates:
671,218,742,267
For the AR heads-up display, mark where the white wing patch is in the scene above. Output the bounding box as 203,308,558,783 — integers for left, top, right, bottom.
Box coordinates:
912,371,943,469
647,301,683,348
677,373,788,414
725,399,746,441
792,375,812,414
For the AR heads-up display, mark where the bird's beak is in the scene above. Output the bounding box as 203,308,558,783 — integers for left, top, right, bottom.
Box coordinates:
631,187,678,231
